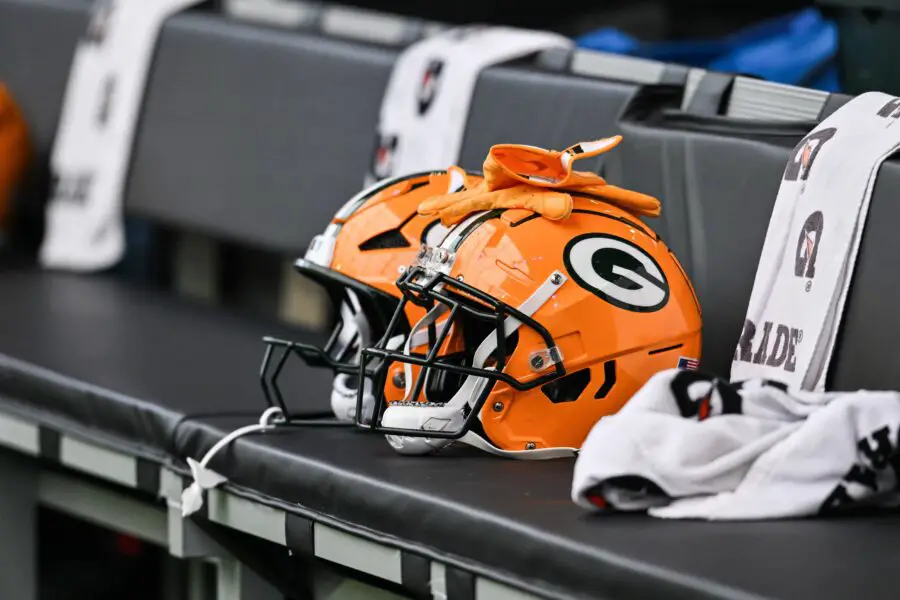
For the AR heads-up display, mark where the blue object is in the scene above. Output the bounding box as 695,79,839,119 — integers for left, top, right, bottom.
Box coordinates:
109,217,162,284
577,8,839,92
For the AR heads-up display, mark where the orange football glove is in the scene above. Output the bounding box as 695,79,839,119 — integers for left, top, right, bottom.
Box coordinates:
418,173,572,226
418,136,660,226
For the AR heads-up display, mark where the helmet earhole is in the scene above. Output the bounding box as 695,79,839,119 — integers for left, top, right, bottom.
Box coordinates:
391,372,406,389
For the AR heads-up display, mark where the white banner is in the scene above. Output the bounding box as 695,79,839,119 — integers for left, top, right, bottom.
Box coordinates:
40,0,204,271
368,26,572,186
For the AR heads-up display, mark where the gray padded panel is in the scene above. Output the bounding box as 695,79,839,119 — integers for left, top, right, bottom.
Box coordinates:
0,0,648,257
0,0,87,160
460,67,640,172
129,13,396,254
818,92,853,120
613,118,800,379
605,125,679,258
0,0,395,255
684,72,733,116
672,135,792,380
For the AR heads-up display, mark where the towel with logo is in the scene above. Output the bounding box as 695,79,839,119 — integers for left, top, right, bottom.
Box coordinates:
731,92,900,390
40,0,203,271
369,26,571,185
572,369,900,520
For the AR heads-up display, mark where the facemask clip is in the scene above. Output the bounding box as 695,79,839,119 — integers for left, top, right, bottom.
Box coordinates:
529,346,564,372
415,244,456,276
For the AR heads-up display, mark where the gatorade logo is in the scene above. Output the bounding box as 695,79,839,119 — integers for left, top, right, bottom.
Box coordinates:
734,319,802,373
820,425,900,514
877,97,900,120
372,133,398,181
783,128,837,182
96,74,117,128
50,171,94,206
795,210,824,289
417,60,443,116
668,370,744,421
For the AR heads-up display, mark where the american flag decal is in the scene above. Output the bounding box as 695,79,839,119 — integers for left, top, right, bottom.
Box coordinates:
677,356,699,370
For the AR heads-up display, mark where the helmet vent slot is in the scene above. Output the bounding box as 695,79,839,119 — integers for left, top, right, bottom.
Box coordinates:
540,368,590,404
359,229,412,251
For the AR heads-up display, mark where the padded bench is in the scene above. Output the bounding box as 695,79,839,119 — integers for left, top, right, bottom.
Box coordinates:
0,268,331,457
1,266,900,600
176,417,900,600
4,1,900,599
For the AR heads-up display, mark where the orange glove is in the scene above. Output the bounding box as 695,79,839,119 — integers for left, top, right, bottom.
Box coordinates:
419,136,660,226
418,173,572,226
486,136,619,189
0,83,31,229
488,136,660,217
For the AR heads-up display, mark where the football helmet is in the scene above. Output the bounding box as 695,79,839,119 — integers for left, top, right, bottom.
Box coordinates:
260,169,480,423
356,196,703,458
0,83,30,232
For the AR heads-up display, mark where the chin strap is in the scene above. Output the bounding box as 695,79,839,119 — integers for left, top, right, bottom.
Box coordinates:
181,406,284,517
335,290,371,359
402,304,452,402
338,333,407,423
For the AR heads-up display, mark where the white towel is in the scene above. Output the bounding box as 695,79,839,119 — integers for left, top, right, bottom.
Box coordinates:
368,26,571,184
572,369,900,520
40,0,203,271
731,92,900,390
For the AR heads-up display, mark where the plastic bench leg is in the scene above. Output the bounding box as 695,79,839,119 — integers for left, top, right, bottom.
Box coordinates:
0,449,38,600
215,555,282,600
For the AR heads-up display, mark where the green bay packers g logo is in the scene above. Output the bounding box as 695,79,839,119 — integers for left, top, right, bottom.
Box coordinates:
563,233,669,313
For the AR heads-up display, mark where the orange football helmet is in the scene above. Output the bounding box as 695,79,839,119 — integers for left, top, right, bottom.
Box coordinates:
0,83,30,231
260,169,482,423
356,195,702,457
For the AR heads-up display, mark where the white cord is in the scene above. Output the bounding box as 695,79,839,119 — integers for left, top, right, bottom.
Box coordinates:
180,407,284,517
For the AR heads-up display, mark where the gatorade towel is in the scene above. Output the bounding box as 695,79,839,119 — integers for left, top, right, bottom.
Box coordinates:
40,0,203,272
370,26,571,185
